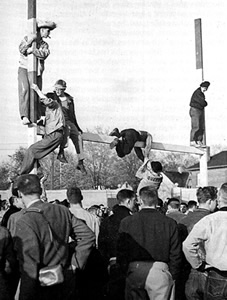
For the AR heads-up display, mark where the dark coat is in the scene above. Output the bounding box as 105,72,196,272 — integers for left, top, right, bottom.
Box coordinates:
190,87,207,110
117,208,182,280
46,92,82,132
98,205,132,265
1,206,21,228
13,200,95,300
0,226,17,300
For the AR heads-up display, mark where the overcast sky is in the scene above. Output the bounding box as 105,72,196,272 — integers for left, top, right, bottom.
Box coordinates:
0,0,227,160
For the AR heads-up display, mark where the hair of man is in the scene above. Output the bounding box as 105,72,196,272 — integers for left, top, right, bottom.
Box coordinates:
167,198,180,209
218,183,227,204
116,189,135,204
139,186,158,207
187,200,197,209
15,174,42,196
151,161,163,173
196,186,218,204
8,196,16,206
67,186,83,204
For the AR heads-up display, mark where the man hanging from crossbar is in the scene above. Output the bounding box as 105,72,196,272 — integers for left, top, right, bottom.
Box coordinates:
109,128,153,162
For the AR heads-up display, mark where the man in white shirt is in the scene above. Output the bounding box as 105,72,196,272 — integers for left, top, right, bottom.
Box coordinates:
67,186,100,245
183,182,227,300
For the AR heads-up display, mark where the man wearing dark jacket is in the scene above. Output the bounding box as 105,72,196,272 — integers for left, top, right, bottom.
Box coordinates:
109,128,153,162
98,189,135,300
1,196,21,228
189,81,210,147
117,186,182,300
46,79,86,173
12,174,95,300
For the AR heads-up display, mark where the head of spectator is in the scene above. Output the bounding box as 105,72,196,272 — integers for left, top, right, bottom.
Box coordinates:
180,202,188,214
88,205,103,218
151,161,163,173
59,199,70,208
8,196,24,210
116,189,136,212
217,183,227,209
196,186,218,212
13,174,42,208
138,186,158,208
167,198,181,212
187,200,197,213
67,186,83,208
156,197,166,214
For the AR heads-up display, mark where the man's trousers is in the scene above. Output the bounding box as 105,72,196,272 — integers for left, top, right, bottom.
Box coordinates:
125,261,174,300
18,67,42,120
189,107,205,143
60,121,85,160
20,130,63,175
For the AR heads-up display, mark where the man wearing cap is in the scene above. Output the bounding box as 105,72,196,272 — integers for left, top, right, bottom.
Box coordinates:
189,81,210,148
46,80,86,174
18,20,56,125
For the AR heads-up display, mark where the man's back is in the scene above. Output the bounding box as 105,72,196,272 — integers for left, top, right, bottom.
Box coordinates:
70,205,100,244
118,208,181,279
14,200,95,300
180,208,210,233
166,210,185,224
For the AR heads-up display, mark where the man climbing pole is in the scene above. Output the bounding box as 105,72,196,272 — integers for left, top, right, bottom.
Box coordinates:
19,84,65,178
18,20,57,125
46,79,86,174
109,128,153,162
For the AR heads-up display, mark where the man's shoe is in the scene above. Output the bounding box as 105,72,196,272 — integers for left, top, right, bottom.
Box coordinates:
110,138,119,149
37,116,46,126
197,141,206,148
190,141,197,147
57,152,68,164
190,141,202,148
77,161,87,174
109,128,120,137
22,116,31,125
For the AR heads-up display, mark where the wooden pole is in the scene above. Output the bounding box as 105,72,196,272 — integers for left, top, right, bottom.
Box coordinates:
195,18,208,184
195,18,206,145
199,147,209,186
27,0,38,174
27,0,37,124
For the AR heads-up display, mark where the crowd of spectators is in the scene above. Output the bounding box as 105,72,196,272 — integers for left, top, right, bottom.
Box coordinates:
0,176,227,300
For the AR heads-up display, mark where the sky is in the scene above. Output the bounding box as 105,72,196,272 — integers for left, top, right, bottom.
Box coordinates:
0,0,227,160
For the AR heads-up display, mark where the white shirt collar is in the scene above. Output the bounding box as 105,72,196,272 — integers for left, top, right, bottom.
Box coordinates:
26,199,40,208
